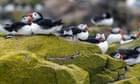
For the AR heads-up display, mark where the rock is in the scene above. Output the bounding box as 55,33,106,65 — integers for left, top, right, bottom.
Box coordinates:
91,69,119,84
126,64,140,79
0,51,89,84
113,77,140,84
119,38,140,49
0,35,129,84
107,43,119,54
105,55,126,70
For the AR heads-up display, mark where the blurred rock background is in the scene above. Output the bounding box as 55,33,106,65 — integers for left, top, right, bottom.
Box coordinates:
0,0,140,33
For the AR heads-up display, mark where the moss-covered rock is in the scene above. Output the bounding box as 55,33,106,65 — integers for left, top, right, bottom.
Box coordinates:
113,77,140,84
0,35,128,84
0,36,80,57
106,55,126,70
126,64,140,79
0,51,89,84
119,38,140,49
91,69,119,84
107,43,120,54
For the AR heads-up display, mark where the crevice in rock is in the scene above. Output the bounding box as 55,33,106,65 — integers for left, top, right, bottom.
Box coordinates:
47,52,81,62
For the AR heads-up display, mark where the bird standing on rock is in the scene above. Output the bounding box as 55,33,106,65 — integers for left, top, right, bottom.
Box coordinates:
106,27,124,44
0,15,32,38
110,46,140,65
61,24,90,40
80,32,108,54
91,12,114,26
28,12,63,35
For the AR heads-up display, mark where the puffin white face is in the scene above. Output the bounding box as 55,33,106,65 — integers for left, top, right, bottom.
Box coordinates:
103,13,107,18
78,24,89,31
64,30,73,35
95,33,105,41
113,53,121,59
112,28,123,33
21,16,32,23
31,12,42,21
126,0,135,7
135,46,140,53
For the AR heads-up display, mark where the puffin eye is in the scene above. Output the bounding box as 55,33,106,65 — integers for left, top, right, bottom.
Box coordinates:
22,18,25,20
34,13,38,16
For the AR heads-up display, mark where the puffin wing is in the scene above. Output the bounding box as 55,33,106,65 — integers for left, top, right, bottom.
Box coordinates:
52,19,63,26
38,19,53,29
11,22,26,32
86,38,100,43
4,22,26,32
91,16,104,22
70,27,82,35
80,36,100,43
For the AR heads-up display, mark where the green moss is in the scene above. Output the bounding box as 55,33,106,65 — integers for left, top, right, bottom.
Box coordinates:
53,53,119,84
105,55,126,70
56,53,107,74
0,36,79,58
91,69,118,84
120,38,140,49
114,68,126,76
0,51,56,84
0,51,90,84
56,64,90,84
126,64,140,79
0,35,134,84
107,43,120,54
114,77,140,84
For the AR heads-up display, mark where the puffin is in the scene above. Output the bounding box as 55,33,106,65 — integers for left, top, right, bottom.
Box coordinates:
120,34,137,44
28,12,63,35
126,0,140,8
80,32,108,54
111,46,140,65
76,24,90,40
60,24,89,40
106,27,124,44
60,27,73,40
0,15,32,38
91,12,114,26
93,33,108,54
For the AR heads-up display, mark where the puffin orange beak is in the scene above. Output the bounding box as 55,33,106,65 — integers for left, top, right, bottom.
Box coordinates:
138,22,140,26
99,36,103,41
28,12,32,17
121,35,125,41
85,26,90,31
137,32,140,37
119,29,123,33
28,16,32,23
119,54,124,60
27,12,33,23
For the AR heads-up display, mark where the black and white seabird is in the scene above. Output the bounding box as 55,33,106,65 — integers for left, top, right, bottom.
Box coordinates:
80,32,108,54
111,46,140,65
91,12,114,26
29,12,63,35
60,24,89,40
120,34,137,44
106,27,124,44
0,15,32,38
6,15,32,35
76,24,90,40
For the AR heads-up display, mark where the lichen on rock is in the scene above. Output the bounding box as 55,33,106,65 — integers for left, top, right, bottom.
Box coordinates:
0,35,136,84
0,51,89,84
